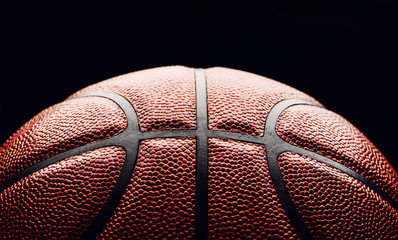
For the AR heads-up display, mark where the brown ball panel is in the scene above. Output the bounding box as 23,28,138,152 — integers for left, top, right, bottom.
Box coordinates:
0,147,126,240
208,138,299,239
278,152,398,239
70,66,196,132
0,97,127,185
205,67,319,136
98,137,196,240
276,105,398,203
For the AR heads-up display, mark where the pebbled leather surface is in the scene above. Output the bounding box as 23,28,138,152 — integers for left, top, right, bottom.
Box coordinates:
205,67,319,136
276,105,398,203
208,138,299,239
278,152,398,239
0,97,127,185
71,66,197,132
0,147,125,239
98,137,196,240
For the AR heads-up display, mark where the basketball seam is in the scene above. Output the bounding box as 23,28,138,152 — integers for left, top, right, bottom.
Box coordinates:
0,69,396,240
194,68,209,240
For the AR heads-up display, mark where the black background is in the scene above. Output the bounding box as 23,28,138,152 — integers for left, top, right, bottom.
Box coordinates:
1,1,397,169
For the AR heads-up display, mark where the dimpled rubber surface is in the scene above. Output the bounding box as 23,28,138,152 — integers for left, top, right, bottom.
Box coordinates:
71,66,196,132
98,137,196,240
276,105,398,203
208,138,298,239
205,67,319,136
0,97,127,185
278,152,398,239
0,147,126,240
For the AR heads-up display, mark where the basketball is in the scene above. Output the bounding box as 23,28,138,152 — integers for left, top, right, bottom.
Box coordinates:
0,66,397,239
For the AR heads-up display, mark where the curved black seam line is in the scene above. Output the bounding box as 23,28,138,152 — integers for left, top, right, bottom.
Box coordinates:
194,68,208,240
0,92,396,238
264,99,398,240
74,92,141,240
0,138,118,192
281,145,398,210
263,99,317,240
